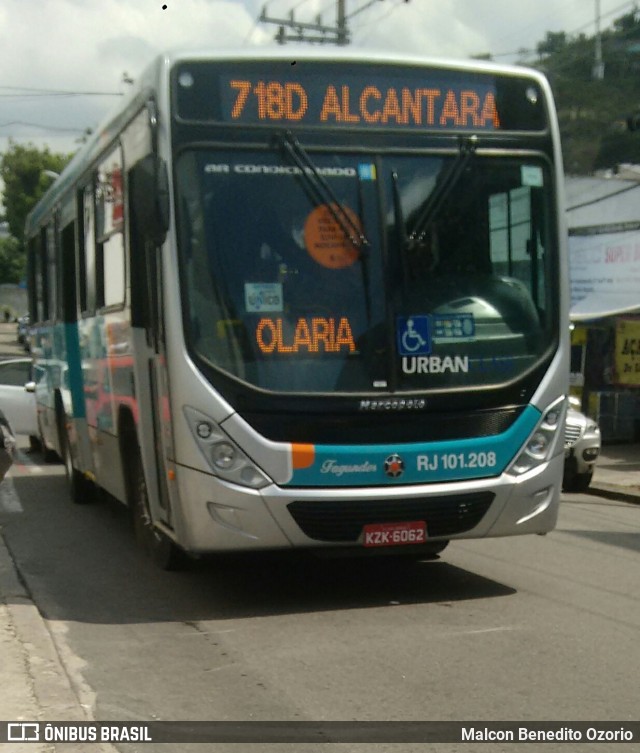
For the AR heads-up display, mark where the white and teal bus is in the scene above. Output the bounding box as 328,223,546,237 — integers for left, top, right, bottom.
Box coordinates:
25,50,569,568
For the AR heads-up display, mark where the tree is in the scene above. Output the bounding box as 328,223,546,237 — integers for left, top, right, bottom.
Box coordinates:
613,10,640,36
0,235,26,284
536,31,568,57
0,142,72,244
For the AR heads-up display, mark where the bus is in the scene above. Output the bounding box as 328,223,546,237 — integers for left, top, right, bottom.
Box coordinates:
25,50,569,569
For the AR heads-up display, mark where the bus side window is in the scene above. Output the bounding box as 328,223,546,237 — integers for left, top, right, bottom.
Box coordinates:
60,219,77,322
28,234,42,322
45,222,58,322
82,183,97,314
36,228,48,322
76,190,87,314
95,145,125,310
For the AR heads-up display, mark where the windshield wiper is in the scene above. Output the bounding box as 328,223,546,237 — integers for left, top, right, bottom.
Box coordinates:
278,131,370,254
391,170,410,294
404,135,477,251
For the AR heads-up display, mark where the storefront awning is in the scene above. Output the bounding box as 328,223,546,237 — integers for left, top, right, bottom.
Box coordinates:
570,292,640,322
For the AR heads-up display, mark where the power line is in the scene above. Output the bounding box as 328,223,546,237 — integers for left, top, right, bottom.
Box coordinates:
513,3,640,78
0,84,123,99
0,121,88,133
485,0,637,61
353,0,406,42
259,0,409,45
490,0,584,52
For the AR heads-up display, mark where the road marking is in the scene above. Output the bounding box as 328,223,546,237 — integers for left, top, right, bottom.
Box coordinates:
11,449,44,475
460,626,516,635
0,477,23,513
432,625,519,638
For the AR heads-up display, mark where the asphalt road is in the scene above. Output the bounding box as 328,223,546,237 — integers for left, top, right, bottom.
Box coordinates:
1,444,638,752
1,325,638,752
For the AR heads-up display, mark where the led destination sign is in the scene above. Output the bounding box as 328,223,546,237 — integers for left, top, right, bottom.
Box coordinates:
174,62,547,132
226,78,500,130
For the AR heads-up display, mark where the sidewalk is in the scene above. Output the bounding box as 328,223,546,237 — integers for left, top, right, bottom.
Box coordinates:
0,534,98,751
0,322,109,748
590,442,640,502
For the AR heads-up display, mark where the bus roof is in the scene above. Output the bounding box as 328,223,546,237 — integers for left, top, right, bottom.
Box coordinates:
24,48,550,236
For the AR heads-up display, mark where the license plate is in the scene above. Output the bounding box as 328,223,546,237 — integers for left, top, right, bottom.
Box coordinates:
363,520,427,547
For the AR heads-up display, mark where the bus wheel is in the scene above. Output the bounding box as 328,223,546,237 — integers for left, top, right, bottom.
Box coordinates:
39,417,59,463
61,427,92,505
416,540,449,560
131,455,184,570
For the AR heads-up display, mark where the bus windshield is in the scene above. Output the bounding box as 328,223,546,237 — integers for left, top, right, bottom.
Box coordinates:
176,148,556,395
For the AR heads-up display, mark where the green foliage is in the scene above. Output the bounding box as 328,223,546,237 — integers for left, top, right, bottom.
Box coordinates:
536,31,568,57
0,142,71,243
0,235,26,284
613,11,640,36
534,9,640,173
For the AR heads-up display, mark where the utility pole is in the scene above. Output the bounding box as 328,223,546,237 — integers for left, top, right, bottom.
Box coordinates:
593,0,605,80
259,0,407,46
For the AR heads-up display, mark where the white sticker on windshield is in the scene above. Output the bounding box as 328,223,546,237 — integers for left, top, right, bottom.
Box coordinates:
245,282,283,313
521,165,543,187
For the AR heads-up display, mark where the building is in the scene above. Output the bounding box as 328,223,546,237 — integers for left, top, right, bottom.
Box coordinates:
567,173,640,442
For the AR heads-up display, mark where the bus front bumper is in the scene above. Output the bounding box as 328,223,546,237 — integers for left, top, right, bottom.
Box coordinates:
173,454,563,554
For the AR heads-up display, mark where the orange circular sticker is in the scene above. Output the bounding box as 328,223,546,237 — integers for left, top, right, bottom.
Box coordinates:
303,204,361,269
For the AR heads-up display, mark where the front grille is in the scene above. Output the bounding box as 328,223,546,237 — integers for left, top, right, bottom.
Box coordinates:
564,422,582,448
287,492,495,542
242,406,524,444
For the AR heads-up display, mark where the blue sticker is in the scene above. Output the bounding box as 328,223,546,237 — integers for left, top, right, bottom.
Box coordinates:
433,313,475,339
397,316,431,356
358,163,377,181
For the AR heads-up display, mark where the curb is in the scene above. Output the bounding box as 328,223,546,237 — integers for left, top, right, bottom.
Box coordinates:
586,483,640,505
0,531,117,753
0,530,90,719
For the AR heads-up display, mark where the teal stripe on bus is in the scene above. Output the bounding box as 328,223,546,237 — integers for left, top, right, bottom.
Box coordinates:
287,405,542,487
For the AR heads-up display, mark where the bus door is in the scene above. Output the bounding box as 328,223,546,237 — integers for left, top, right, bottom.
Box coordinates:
129,155,174,529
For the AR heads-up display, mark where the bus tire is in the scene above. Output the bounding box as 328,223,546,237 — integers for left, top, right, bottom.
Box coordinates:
407,540,449,561
131,453,185,570
422,540,449,557
39,416,59,463
60,422,93,505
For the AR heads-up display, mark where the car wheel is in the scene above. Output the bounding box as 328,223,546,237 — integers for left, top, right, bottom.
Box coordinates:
564,471,593,493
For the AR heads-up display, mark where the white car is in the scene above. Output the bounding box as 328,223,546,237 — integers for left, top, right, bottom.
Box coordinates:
563,397,601,492
0,357,38,439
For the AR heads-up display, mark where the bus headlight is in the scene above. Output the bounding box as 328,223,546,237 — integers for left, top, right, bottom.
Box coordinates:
184,407,271,489
527,432,548,459
212,442,237,470
507,397,566,477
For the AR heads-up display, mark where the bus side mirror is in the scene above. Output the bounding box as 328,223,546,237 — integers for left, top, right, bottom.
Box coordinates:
130,155,170,246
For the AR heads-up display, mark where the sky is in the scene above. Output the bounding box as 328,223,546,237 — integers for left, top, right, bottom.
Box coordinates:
0,0,636,157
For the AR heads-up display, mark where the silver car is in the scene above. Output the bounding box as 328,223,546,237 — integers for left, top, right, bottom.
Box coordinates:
563,397,601,492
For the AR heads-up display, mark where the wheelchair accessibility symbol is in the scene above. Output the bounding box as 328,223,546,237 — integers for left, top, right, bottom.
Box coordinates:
397,316,431,356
